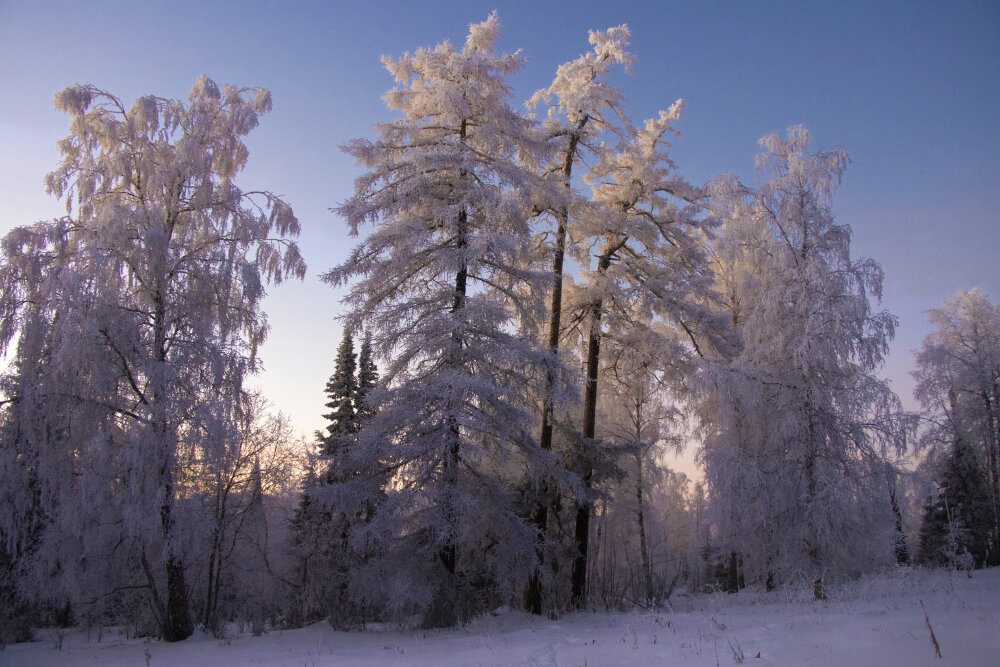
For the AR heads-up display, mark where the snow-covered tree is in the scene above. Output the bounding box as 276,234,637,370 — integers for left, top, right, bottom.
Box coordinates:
563,106,715,607
0,77,304,640
700,127,908,597
596,332,685,605
522,25,634,614
918,435,994,568
323,14,570,627
292,328,383,629
190,393,301,634
913,289,1000,563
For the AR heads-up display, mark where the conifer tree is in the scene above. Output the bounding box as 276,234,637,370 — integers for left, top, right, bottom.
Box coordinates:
914,289,1000,565
324,14,570,626
919,436,994,568
294,328,372,627
564,107,714,607
523,25,634,615
354,332,379,425
319,328,358,457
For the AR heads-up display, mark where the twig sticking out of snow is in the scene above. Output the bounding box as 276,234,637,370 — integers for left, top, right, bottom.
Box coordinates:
919,600,942,659
710,617,745,664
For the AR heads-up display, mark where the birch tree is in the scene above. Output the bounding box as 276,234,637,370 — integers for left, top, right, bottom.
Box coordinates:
701,127,908,597
0,76,304,640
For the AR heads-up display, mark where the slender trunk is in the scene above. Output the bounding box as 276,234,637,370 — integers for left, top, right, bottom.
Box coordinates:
984,388,1000,563
631,397,652,605
443,214,466,546
571,242,620,608
427,246,464,628
203,509,228,630
801,391,825,600
726,552,742,593
204,240,238,632
570,316,600,607
203,473,225,629
635,450,652,604
804,449,824,599
444,134,469,568
538,134,579,451
593,499,606,607
571,279,605,608
527,132,581,615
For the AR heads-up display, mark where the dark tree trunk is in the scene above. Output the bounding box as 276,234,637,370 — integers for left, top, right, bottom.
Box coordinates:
159,471,193,642
527,131,581,615
203,536,217,629
571,294,603,608
805,450,825,600
163,556,193,642
152,272,192,642
983,388,1000,564
427,145,469,627
526,209,567,616
725,552,743,593
570,243,620,609
635,451,652,605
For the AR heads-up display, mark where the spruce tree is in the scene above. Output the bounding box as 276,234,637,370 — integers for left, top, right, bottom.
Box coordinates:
918,437,994,568
320,328,358,457
914,289,1000,566
354,332,379,424
292,328,363,625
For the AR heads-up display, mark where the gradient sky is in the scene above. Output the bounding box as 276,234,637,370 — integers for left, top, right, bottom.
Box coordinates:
1,1,998,475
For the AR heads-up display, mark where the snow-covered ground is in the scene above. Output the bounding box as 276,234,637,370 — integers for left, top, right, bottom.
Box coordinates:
5,567,999,666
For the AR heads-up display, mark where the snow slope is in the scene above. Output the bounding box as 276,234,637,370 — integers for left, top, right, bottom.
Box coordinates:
5,567,998,666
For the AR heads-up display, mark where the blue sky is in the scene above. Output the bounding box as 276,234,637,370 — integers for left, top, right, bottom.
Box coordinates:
1,1,998,469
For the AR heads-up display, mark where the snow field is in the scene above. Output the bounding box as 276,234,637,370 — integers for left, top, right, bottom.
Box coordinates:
5,566,998,666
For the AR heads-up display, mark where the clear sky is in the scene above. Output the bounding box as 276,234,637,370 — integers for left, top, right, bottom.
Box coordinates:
1,1,998,475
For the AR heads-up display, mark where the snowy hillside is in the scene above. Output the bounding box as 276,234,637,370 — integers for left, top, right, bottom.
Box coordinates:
5,567,998,667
